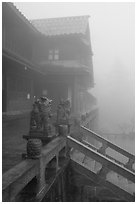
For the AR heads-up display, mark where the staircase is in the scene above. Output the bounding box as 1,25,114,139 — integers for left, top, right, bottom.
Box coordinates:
67,125,135,201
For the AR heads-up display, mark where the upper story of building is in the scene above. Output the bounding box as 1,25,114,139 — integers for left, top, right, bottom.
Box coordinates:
2,2,94,88
31,16,93,69
2,3,38,62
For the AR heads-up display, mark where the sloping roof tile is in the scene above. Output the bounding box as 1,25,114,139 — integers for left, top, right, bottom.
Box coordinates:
31,15,90,36
6,3,38,33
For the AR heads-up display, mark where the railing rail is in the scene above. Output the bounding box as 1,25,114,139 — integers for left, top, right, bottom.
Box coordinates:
2,159,39,202
67,135,135,183
81,126,135,172
70,160,134,201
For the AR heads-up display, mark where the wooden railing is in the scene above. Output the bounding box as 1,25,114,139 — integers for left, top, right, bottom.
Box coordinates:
81,126,135,172
2,137,67,202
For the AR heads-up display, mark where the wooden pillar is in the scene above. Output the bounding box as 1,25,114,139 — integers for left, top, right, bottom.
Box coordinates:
58,177,62,201
50,189,53,201
80,186,84,201
2,71,7,112
56,154,60,172
61,173,66,201
30,78,34,105
73,76,79,115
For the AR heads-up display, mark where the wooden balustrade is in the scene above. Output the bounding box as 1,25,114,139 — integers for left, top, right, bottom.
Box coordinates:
67,136,135,183
2,137,67,202
81,126,135,172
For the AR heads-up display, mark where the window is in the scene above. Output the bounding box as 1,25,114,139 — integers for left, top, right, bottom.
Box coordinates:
48,49,59,60
54,49,59,60
48,50,53,60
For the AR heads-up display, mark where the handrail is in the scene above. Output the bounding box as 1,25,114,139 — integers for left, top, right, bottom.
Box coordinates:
81,126,135,171
2,137,66,202
2,159,39,201
2,160,38,191
67,135,135,183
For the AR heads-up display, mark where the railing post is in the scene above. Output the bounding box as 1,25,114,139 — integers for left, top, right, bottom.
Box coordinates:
57,176,62,201
125,158,134,172
61,174,66,201
97,165,109,180
50,189,53,201
80,186,84,201
56,153,60,172
36,157,47,200
58,125,68,137
97,141,108,155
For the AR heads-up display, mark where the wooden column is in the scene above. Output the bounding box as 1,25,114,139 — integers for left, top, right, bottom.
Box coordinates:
58,177,62,201
50,189,53,201
2,71,7,112
73,76,79,115
61,173,66,201
80,186,84,201
30,78,34,106
56,154,60,172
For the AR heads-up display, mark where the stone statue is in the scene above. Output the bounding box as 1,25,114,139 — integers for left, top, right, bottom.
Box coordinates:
39,96,52,135
30,100,41,130
30,96,52,136
56,99,71,134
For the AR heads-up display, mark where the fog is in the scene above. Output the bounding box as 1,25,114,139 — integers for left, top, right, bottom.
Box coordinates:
15,2,135,134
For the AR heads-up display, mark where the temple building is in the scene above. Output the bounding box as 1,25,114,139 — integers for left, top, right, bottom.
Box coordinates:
2,2,98,130
2,3,134,202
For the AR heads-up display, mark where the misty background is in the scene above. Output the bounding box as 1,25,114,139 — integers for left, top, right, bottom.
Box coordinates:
14,2,135,134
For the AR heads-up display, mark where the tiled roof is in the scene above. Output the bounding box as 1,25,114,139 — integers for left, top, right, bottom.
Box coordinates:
4,3,39,33
31,15,90,36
